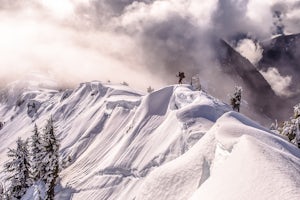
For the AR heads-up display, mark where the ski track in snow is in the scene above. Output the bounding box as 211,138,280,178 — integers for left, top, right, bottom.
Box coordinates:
0,79,299,200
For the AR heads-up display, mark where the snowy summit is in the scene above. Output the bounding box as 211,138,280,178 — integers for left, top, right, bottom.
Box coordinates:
0,81,299,199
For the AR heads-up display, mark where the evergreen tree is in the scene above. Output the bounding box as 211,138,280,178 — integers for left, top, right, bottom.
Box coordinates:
230,86,242,112
40,118,60,200
121,81,129,86
4,138,31,199
147,86,154,93
30,124,44,181
190,74,201,91
280,103,300,148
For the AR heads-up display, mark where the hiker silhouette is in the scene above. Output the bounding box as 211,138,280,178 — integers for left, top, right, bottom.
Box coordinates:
177,72,185,84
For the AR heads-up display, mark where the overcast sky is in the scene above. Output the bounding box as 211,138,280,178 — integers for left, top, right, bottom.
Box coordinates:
0,0,299,91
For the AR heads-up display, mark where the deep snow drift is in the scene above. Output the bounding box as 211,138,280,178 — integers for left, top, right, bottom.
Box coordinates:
0,79,299,200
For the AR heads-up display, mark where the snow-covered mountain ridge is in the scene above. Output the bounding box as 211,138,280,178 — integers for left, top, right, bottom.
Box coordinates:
0,81,299,199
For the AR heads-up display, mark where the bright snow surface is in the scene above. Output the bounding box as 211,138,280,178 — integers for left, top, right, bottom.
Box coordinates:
0,81,299,199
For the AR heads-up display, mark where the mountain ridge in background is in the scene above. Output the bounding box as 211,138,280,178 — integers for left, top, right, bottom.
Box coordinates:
258,33,300,116
217,39,282,123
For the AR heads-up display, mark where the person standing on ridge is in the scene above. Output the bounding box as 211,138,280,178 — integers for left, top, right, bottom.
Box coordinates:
177,72,185,84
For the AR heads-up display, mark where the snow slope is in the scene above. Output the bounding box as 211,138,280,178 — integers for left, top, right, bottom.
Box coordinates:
0,79,299,200
137,112,300,200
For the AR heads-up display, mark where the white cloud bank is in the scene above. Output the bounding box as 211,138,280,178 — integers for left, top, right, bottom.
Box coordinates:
236,39,263,65
0,0,299,91
260,67,293,97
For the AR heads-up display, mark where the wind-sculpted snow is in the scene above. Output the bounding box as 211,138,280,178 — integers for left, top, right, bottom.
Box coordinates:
137,112,300,200
0,81,299,199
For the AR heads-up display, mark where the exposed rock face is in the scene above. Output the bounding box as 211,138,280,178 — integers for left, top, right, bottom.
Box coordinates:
258,33,300,119
259,33,300,79
215,39,284,123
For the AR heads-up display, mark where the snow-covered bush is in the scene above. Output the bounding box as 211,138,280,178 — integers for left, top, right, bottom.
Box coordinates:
147,86,154,93
121,81,129,86
191,74,202,91
279,103,300,148
230,86,242,112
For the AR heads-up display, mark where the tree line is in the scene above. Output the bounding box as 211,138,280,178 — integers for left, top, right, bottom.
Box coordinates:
1,118,61,200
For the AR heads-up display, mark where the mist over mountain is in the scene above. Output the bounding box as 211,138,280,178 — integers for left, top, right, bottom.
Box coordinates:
216,40,282,123
259,33,300,95
0,0,299,122
1,1,300,198
255,33,300,120
0,0,299,87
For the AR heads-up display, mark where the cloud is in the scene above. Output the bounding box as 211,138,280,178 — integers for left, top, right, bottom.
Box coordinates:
0,1,166,90
112,0,234,91
235,38,263,65
260,67,293,97
0,0,299,93
284,1,300,34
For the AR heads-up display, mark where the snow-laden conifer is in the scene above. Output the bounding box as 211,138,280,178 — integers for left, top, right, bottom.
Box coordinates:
230,86,242,112
30,124,44,182
4,138,31,199
280,103,300,148
40,117,60,200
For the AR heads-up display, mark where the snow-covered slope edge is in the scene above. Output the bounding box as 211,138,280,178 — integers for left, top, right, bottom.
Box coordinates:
0,81,299,200
57,84,230,199
137,112,300,200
